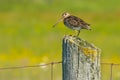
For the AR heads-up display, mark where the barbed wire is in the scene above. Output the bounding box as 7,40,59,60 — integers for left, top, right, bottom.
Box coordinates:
0,61,120,70
101,62,120,65
0,61,120,80
0,61,62,70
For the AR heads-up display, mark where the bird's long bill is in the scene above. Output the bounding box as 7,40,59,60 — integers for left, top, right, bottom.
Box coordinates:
52,17,63,28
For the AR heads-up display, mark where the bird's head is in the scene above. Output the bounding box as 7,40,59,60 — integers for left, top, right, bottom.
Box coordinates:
53,12,70,27
62,12,70,18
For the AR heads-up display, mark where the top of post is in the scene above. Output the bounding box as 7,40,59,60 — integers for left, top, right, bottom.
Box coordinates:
63,35,101,62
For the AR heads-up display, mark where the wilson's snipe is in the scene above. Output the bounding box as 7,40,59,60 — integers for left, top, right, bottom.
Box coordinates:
53,12,91,36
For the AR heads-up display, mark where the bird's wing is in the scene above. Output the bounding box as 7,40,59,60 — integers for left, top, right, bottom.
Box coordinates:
65,16,79,27
72,16,90,27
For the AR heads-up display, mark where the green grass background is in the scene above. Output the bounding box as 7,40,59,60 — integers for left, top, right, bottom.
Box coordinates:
0,0,120,80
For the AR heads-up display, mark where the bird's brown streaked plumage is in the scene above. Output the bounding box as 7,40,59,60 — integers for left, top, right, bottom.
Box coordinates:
53,12,91,36
64,15,90,29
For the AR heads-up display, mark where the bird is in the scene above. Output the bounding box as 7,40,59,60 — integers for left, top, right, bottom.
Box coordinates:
53,12,91,36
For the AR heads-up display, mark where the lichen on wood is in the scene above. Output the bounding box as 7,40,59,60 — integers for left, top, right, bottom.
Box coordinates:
62,35,101,80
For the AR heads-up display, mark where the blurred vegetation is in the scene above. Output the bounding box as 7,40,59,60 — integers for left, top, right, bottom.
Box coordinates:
0,0,120,80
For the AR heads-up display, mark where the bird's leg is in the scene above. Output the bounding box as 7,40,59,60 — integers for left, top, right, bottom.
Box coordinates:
77,30,80,37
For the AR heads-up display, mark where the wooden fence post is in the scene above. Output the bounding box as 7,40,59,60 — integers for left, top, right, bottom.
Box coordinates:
62,35,101,80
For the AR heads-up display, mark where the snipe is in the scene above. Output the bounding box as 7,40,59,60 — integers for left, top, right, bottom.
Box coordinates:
53,12,91,36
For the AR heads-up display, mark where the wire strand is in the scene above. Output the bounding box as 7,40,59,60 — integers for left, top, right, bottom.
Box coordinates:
0,61,62,70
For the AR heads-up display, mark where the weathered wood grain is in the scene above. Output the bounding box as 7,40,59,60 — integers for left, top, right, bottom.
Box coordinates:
62,35,101,80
